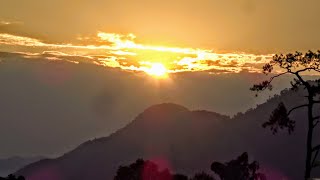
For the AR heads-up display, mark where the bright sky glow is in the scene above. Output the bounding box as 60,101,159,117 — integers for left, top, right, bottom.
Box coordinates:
0,31,274,76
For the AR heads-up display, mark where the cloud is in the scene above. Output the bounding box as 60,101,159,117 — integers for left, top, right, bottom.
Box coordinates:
0,31,274,74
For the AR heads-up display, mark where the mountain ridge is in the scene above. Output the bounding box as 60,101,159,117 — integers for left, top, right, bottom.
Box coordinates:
16,87,318,180
0,156,44,177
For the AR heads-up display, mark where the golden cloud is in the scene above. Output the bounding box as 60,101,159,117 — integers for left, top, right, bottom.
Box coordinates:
0,32,274,74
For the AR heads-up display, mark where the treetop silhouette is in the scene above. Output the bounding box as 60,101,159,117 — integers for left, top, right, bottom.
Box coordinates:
251,50,320,180
211,152,266,180
114,153,264,180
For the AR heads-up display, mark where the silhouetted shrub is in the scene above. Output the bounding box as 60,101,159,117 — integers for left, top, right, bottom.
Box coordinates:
114,158,183,180
211,152,266,180
191,172,215,180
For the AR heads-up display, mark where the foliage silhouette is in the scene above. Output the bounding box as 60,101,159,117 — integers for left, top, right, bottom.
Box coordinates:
262,102,295,134
251,50,320,179
172,174,188,180
114,154,264,180
0,174,25,180
190,172,215,180
114,158,182,180
211,152,266,180
113,159,216,180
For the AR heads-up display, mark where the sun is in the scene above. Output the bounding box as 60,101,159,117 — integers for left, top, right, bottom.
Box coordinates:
146,63,168,78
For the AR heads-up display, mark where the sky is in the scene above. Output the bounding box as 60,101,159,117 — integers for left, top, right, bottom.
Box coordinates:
1,0,319,52
1,0,320,75
0,0,320,158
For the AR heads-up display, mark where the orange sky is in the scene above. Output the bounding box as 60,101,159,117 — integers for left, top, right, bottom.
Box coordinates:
0,32,273,74
0,0,319,75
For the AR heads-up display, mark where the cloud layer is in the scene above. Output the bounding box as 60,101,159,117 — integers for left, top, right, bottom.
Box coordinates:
0,29,273,74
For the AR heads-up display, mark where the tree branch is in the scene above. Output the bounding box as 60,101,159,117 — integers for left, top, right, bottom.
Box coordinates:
287,104,309,116
251,72,288,92
295,68,320,74
312,145,320,152
313,116,320,120
293,72,311,92
314,121,320,128
312,149,320,168
268,72,288,84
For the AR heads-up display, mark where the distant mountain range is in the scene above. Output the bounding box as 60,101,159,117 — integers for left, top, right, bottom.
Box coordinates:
0,156,44,176
16,87,320,180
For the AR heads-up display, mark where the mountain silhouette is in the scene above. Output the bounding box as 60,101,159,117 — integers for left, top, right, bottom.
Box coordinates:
15,88,320,180
0,156,44,177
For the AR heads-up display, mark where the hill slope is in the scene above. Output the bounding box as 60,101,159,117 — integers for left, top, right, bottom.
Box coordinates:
0,156,44,176
16,89,320,180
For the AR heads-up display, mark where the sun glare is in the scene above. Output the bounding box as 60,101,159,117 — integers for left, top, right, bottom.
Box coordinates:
146,63,168,78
